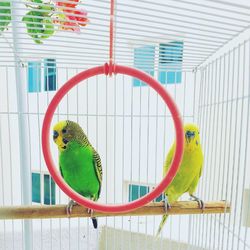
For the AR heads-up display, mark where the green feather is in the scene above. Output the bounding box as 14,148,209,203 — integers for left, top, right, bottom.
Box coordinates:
59,141,101,200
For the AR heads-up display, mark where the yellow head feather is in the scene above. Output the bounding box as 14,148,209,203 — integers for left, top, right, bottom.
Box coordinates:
53,120,90,152
53,121,68,152
183,123,201,152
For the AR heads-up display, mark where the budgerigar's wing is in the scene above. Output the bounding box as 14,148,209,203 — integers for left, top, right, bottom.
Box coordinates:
93,150,103,199
187,148,203,195
59,165,64,178
199,152,204,178
163,143,175,177
189,149,204,195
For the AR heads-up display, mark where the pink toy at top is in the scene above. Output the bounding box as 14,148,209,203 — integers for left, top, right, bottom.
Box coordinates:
53,0,89,32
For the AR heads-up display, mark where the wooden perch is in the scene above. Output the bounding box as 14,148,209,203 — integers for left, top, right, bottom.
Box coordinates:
0,201,230,220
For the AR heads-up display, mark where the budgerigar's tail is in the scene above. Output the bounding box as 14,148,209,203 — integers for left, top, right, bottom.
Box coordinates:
92,217,98,229
156,214,169,237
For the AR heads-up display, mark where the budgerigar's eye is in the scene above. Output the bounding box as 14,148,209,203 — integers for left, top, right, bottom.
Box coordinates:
62,129,67,134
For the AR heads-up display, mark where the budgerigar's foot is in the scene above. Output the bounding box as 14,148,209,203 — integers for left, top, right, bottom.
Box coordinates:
163,196,171,213
88,208,95,219
190,194,205,210
66,200,77,217
87,208,94,215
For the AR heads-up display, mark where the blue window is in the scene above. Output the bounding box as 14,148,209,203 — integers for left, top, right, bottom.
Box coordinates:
155,193,164,202
133,45,155,86
44,174,56,205
158,41,183,84
128,183,165,202
28,59,57,93
32,173,41,203
32,172,56,204
28,62,41,92
128,184,150,201
44,59,57,91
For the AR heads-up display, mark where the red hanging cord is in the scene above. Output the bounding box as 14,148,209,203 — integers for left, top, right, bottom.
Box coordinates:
109,0,115,76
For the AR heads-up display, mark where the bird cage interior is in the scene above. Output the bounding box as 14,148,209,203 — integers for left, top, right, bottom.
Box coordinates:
0,0,250,249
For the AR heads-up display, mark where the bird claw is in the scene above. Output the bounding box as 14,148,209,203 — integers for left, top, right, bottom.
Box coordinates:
163,196,171,213
190,195,205,211
66,200,77,217
87,208,94,218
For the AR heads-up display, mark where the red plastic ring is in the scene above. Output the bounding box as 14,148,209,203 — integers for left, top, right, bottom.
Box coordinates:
42,64,184,213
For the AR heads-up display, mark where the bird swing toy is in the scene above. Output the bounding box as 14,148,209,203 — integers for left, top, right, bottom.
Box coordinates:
41,0,185,213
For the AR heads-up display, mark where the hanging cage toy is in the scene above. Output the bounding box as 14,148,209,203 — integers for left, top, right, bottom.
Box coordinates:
41,0,185,213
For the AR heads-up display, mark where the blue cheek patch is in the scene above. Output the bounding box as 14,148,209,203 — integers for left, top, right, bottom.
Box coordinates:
196,140,199,145
63,138,69,144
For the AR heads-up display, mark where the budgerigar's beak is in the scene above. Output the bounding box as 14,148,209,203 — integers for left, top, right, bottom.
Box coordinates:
53,130,66,150
185,131,195,143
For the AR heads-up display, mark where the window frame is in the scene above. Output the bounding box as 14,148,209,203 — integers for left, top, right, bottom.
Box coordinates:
27,61,41,93
132,41,183,87
31,170,56,205
133,45,155,87
158,41,183,85
44,58,57,91
124,180,165,202
27,58,57,93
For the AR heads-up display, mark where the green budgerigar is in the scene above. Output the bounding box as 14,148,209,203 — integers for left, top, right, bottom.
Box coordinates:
53,120,102,228
156,123,204,236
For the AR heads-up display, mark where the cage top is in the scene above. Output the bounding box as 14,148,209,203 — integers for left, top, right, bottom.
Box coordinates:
1,0,250,70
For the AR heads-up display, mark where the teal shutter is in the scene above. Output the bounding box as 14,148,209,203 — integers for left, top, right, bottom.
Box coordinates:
129,184,150,201
32,173,41,203
44,174,56,205
158,41,183,84
155,193,164,202
133,45,155,87
28,62,41,92
44,58,57,91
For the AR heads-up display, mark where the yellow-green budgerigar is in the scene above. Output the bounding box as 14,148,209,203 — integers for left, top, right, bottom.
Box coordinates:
53,120,102,229
156,123,204,237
